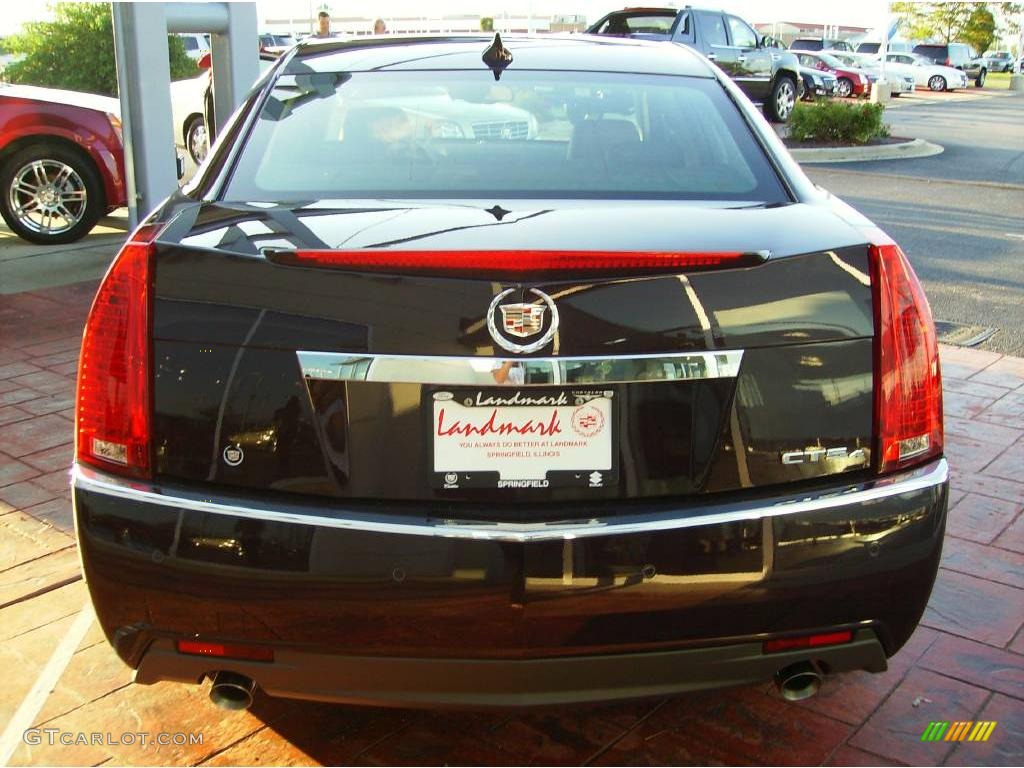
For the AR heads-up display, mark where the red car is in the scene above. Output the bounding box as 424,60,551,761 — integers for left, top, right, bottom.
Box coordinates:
795,51,871,98
0,84,127,244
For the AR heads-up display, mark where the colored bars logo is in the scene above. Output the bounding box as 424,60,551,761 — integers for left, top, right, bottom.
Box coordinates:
921,721,997,742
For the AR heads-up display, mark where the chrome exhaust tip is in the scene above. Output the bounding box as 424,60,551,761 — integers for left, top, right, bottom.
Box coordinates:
208,671,257,710
775,661,823,702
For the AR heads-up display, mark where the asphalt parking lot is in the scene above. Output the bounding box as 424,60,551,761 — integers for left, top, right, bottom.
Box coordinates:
1,86,1023,767
803,88,1024,355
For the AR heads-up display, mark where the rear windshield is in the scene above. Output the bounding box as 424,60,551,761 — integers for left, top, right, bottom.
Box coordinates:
223,70,787,203
914,45,945,60
857,43,880,53
791,39,823,51
592,13,676,34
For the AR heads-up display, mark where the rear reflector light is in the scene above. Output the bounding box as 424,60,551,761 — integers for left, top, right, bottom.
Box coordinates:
269,249,764,276
763,630,853,654
75,223,161,479
176,640,274,662
870,240,943,474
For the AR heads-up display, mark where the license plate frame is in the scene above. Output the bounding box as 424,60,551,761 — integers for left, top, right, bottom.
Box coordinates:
428,387,619,490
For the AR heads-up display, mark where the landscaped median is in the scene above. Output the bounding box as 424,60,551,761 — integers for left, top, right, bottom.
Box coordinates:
783,99,943,163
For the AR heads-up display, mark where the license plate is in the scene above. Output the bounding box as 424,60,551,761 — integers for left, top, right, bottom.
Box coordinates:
430,388,617,489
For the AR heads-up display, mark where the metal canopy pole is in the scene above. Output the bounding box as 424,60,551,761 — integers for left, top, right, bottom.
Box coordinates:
113,2,258,228
112,2,176,229
212,3,259,134
166,2,258,134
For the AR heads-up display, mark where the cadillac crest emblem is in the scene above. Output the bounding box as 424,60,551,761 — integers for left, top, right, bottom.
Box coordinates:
486,288,559,353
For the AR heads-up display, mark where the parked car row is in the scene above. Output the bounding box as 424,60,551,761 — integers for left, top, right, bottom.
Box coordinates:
828,52,916,97
808,49,969,93
588,7,802,122
585,6,994,120
794,37,991,89
794,51,872,98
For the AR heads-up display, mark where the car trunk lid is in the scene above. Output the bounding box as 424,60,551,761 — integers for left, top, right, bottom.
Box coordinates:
147,200,877,512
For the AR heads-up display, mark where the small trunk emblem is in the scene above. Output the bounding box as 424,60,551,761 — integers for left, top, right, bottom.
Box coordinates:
223,445,244,466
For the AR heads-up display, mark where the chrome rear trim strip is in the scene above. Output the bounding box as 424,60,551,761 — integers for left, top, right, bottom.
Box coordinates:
73,459,947,543
296,350,745,386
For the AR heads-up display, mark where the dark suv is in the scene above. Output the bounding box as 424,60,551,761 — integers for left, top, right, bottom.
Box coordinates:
913,42,987,86
789,38,854,52
587,7,802,122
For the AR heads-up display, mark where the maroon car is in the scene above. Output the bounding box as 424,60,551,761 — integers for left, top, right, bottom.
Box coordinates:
794,52,871,98
0,84,127,244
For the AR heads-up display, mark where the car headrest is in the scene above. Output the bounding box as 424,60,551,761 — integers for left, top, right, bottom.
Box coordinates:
343,107,409,145
568,119,641,161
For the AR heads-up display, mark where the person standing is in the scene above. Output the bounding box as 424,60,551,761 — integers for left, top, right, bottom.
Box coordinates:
314,11,332,38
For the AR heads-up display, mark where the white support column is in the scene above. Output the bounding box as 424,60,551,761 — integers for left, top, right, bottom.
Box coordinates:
878,2,890,95
113,2,258,227
112,2,178,228
209,3,259,134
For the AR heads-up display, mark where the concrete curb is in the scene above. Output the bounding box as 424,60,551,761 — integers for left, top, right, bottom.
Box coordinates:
789,138,944,164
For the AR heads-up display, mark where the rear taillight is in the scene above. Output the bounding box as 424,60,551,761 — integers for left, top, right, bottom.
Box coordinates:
870,239,943,474
76,223,161,478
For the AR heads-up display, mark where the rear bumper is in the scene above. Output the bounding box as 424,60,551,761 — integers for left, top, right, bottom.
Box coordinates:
73,458,948,706
136,629,887,709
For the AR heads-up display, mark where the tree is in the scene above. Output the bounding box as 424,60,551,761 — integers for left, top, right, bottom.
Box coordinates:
4,2,195,97
892,2,1020,52
964,5,997,53
480,17,494,32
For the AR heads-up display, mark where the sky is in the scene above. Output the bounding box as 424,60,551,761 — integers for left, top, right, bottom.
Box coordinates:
0,0,895,38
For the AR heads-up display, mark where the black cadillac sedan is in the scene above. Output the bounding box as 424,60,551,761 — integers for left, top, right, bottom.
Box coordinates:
74,34,947,710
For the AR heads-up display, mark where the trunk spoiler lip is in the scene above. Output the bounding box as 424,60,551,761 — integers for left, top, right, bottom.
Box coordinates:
262,248,770,279
72,458,948,543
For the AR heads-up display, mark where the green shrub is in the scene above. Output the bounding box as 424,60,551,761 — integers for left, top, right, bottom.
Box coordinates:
788,100,891,145
5,3,195,97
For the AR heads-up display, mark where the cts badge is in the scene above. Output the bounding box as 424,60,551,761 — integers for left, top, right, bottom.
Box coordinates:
781,446,867,465
486,287,559,354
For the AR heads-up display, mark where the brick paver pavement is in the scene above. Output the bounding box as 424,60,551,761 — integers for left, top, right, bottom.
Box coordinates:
1,280,1022,766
